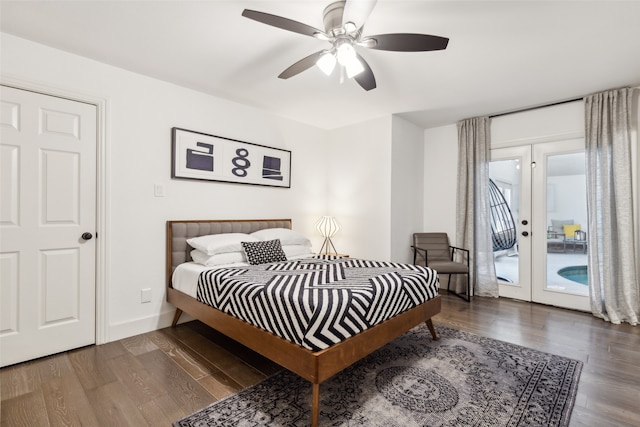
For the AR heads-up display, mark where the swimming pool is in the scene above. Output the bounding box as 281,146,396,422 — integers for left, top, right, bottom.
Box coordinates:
557,265,588,286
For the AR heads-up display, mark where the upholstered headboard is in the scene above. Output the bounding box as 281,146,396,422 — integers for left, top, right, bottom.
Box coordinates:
166,219,292,288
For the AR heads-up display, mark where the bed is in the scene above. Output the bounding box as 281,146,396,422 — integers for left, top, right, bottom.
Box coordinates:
166,219,441,426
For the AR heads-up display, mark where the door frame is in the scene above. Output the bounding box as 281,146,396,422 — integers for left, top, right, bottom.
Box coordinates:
1,76,110,345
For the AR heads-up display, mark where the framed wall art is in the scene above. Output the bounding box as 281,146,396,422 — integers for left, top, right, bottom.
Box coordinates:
172,127,291,188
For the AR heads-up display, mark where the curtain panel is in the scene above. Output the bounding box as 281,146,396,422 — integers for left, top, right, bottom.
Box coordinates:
585,87,639,325
456,117,498,297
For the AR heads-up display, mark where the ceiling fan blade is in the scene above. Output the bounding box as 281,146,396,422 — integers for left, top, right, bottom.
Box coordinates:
242,9,325,38
342,0,377,28
278,51,325,79
354,53,376,91
365,33,449,52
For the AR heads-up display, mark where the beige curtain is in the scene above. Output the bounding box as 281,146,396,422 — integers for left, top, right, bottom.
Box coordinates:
585,87,639,325
456,117,498,297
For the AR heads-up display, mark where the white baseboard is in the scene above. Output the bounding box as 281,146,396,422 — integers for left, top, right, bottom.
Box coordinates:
107,309,195,343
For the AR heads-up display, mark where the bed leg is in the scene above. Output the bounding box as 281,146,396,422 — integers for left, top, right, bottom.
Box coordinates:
171,309,183,327
426,318,439,340
311,382,320,427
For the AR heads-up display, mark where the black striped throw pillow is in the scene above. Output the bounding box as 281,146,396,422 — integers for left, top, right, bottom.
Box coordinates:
241,239,287,265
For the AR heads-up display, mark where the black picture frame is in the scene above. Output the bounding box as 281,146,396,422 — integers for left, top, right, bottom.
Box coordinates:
171,127,291,188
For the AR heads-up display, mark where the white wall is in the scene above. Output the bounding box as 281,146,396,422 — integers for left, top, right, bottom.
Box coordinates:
324,115,423,263
423,124,458,239
390,116,424,263
1,33,329,341
492,101,584,147
327,116,392,260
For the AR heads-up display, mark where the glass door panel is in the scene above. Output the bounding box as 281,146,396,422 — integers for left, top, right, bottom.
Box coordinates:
490,145,532,302
532,141,590,311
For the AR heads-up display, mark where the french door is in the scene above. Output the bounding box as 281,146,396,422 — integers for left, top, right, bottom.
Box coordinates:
490,139,590,311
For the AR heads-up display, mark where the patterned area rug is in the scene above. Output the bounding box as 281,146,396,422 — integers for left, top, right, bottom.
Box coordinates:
174,325,582,427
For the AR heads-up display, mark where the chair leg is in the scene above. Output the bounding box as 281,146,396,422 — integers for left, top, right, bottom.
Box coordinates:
466,273,471,301
451,290,470,302
448,274,471,302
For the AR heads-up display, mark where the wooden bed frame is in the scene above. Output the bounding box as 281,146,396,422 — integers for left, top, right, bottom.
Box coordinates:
166,219,441,426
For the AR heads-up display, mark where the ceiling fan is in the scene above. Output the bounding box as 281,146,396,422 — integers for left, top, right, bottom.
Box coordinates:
241,0,449,91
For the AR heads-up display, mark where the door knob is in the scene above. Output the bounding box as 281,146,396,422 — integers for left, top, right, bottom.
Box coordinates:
81,232,93,240
521,231,529,237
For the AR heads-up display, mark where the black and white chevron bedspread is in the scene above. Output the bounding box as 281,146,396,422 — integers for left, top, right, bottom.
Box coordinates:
195,257,439,351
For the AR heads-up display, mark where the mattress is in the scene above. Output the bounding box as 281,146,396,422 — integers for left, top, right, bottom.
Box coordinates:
173,256,439,351
171,253,316,297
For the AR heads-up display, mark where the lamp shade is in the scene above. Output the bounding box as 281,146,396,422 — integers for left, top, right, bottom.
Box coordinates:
315,216,341,255
315,216,341,238
345,56,364,78
336,42,356,66
317,52,337,76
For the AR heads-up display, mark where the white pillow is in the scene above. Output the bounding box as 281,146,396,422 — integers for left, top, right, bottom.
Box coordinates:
190,250,247,266
282,245,314,258
250,228,312,247
187,233,260,255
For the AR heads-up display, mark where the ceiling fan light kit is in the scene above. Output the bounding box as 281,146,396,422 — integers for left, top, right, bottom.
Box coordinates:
345,57,364,79
317,51,337,75
335,42,364,77
242,0,449,91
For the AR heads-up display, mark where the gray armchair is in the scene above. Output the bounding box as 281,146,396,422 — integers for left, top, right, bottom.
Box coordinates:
412,232,470,301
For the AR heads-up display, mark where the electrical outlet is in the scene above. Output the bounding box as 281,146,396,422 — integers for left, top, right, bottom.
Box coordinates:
141,288,152,303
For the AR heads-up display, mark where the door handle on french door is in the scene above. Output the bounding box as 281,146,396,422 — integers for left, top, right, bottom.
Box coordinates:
521,231,529,237
81,232,93,240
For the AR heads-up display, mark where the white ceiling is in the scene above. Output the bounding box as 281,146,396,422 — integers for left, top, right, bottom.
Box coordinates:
2,0,640,130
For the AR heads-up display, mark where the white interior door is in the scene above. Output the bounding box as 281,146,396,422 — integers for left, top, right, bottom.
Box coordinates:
0,85,97,367
491,140,590,311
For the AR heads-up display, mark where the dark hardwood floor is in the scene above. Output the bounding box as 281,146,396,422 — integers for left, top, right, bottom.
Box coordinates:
2,294,639,426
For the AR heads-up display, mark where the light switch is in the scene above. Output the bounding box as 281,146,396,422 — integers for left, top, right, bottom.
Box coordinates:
154,183,164,197
141,288,152,303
